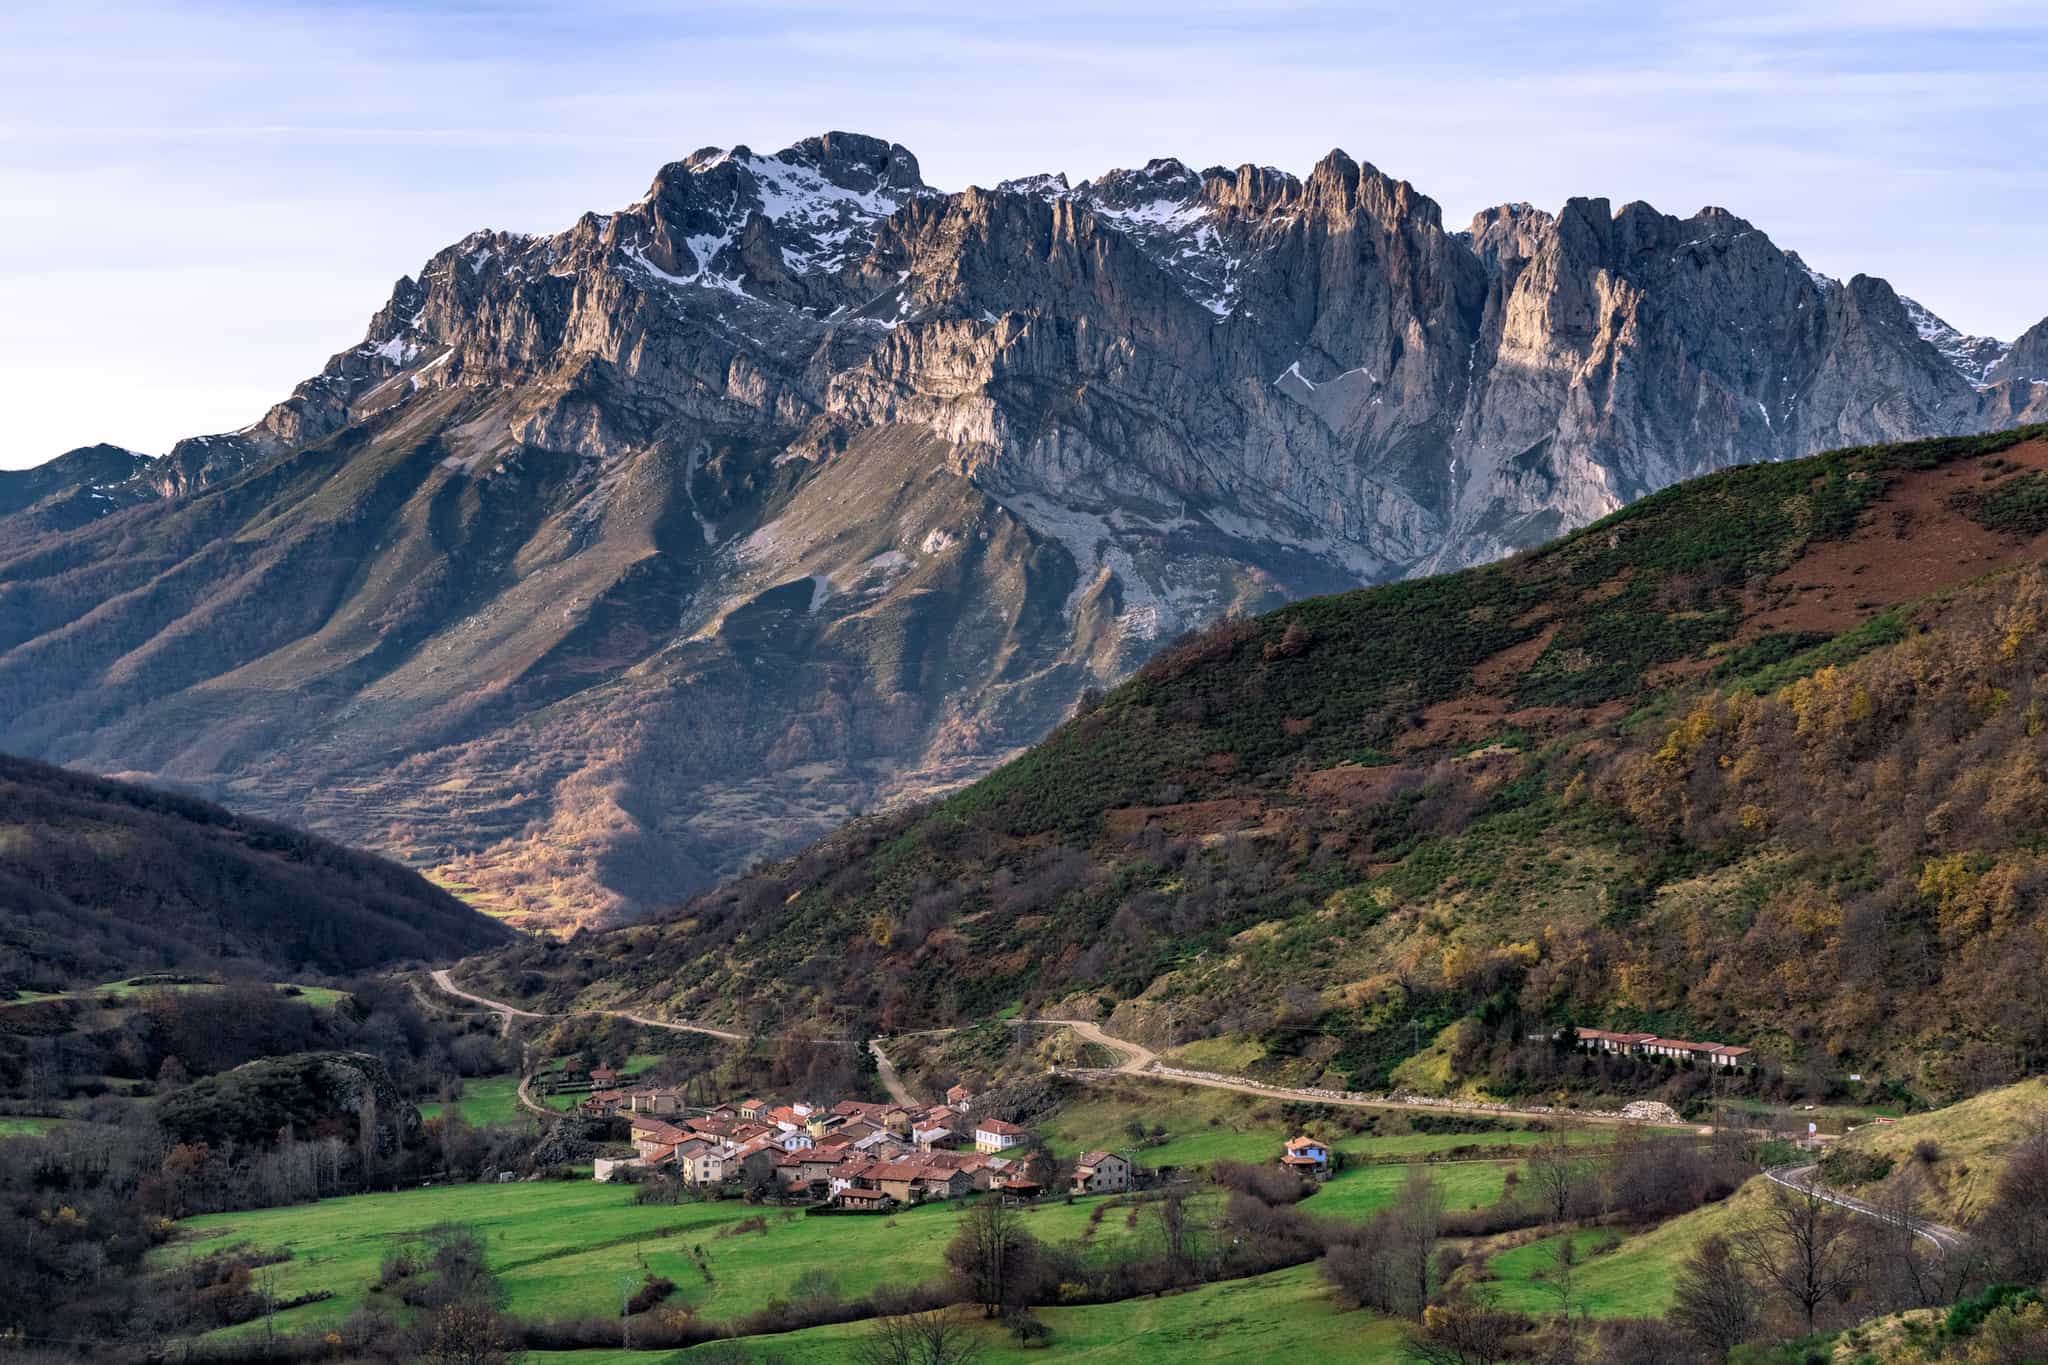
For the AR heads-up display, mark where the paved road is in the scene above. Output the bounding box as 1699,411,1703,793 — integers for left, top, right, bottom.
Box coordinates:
1765,1164,1969,1252
427,968,753,1043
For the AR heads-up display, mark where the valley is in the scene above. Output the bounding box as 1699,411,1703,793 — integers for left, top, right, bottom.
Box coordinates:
5,26,2048,1355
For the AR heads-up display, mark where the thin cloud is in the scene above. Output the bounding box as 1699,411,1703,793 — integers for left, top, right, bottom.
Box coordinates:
1,0,2043,464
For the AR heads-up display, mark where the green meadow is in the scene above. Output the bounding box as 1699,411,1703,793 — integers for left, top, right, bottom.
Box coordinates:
163,1176,1187,1341
418,1075,532,1128
0,1116,63,1137
662,1264,1410,1363
1041,1081,1611,1174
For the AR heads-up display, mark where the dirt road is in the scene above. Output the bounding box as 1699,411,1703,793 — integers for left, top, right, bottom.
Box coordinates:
426,968,753,1044
868,1039,920,1108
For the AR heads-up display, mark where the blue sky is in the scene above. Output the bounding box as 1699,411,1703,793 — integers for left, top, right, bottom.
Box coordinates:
3,0,2046,467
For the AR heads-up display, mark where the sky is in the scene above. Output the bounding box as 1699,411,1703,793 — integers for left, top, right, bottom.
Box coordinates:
3,0,2046,468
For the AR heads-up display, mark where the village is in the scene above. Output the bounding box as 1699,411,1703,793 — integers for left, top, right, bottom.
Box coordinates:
529,1024,1760,1214
556,1064,1159,1212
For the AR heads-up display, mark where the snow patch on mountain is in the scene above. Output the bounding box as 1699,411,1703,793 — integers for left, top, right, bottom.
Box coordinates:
1900,296,2011,389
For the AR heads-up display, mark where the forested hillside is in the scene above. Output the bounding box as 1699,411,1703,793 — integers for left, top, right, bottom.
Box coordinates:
0,754,508,992
480,427,2048,1101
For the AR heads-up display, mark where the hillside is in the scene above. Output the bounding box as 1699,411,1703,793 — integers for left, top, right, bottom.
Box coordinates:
1822,1076,2048,1223
477,425,2048,1101
4,133,2044,931
0,753,508,993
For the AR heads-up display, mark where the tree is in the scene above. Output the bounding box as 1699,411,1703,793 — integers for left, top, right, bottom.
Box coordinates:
1734,1182,1859,1334
418,1300,524,1365
851,1309,983,1365
1527,1131,1584,1226
1405,1294,1529,1365
945,1197,1039,1318
1156,1191,1203,1283
1866,1169,1980,1310
1669,1233,1759,1356
1322,1215,1395,1313
1391,1165,1445,1318
1537,1235,1578,1320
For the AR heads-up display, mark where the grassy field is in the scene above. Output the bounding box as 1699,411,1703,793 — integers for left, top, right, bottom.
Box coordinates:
2,977,348,1008
1041,1083,1611,1173
160,1141,1527,1346
418,1076,532,1128
1824,1076,2048,1222
1310,1159,1514,1220
657,1264,1408,1363
1476,1179,1766,1318
163,1176,1192,1342
0,1116,63,1137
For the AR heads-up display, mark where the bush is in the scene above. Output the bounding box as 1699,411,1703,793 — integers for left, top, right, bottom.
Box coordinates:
1211,1161,1311,1205
624,1274,675,1315
1008,1312,1052,1345
1913,1137,1942,1165
1946,1283,2041,1337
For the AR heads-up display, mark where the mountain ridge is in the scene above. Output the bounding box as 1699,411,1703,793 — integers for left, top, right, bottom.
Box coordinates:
0,751,509,991
5,131,2046,927
471,425,2048,1102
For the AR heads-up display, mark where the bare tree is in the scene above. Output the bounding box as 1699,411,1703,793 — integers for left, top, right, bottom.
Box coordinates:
1527,1131,1585,1226
1734,1182,1859,1334
1391,1165,1445,1317
945,1198,1038,1318
1156,1191,1203,1283
1405,1294,1528,1365
1866,1169,1980,1310
1537,1236,1578,1321
418,1301,524,1365
1670,1233,1760,1356
852,1309,983,1365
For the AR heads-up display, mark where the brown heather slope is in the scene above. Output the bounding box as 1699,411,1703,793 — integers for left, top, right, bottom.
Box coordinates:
475,426,2048,1104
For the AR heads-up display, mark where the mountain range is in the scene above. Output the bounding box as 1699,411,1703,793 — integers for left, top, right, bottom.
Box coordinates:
4,131,2045,928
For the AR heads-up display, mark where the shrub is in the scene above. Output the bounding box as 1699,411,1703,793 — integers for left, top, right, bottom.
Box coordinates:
624,1274,675,1315
1946,1283,2041,1337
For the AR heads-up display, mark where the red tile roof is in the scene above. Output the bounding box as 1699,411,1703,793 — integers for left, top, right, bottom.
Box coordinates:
976,1119,1027,1136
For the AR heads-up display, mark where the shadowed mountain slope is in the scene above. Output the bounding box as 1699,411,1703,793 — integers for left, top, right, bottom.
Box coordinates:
0,753,509,991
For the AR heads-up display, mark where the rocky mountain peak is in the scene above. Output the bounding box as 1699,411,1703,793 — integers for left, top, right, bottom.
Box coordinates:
8,130,2046,928
1986,315,2048,387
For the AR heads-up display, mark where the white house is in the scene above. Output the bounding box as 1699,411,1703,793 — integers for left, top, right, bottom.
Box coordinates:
974,1118,1028,1153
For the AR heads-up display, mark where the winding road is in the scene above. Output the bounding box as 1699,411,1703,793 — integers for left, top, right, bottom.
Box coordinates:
872,1017,1697,1131
433,970,1973,1248
1764,1164,1969,1252
428,968,758,1045
433,972,1690,1135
